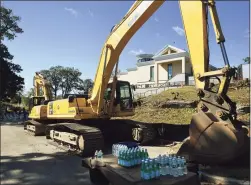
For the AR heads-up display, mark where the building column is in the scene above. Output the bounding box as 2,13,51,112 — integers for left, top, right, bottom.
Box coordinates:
182,57,185,73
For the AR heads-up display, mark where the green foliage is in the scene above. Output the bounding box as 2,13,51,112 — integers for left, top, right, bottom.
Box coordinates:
77,79,94,93
243,57,250,64
20,88,34,108
0,6,23,41
40,66,63,98
40,66,84,97
59,67,83,96
10,93,22,104
0,6,24,101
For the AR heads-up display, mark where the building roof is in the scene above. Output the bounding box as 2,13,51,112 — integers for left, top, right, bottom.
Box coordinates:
136,54,154,59
153,45,186,58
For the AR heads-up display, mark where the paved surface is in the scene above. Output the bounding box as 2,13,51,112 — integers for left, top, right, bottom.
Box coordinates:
0,123,92,185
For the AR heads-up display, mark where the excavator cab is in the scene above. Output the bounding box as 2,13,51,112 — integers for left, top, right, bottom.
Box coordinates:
28,96,45,112
105,80,134,115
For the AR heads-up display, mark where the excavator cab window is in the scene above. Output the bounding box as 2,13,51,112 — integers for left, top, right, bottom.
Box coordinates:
28,96,45,112
116,81,133,111
104,87,112,101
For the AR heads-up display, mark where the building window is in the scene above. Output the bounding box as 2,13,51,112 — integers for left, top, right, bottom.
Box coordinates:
167,64,172,80
150,66,154,81
137,58,153,63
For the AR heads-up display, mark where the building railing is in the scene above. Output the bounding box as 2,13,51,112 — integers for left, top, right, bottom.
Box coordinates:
133,80,186,99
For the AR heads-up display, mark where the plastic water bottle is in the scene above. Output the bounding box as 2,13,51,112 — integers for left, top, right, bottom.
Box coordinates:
100,150,103,161
172,159,178,177
137,148,141,164
165,156,169,175
177,159,183,176
118,150,121,165
133,149,137,166
114,145,117,156
169,159,173,176
166,156,170,175
149,160,154,179
182,158,188,175
124,151,128,167
160,157,164,176
144,161,150,180
141,160,145,179
97,150,103,161
94,150,98,159
144,149,149,159
155,162,160,179
157,154,161,164
128,150,132,167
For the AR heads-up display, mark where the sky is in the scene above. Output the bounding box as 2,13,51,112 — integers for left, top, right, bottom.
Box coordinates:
3,1,250,92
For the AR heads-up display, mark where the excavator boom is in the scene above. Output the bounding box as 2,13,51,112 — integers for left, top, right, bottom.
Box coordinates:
89,1,165,114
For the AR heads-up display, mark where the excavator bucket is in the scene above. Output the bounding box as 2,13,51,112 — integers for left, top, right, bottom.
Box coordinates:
178,111,250,164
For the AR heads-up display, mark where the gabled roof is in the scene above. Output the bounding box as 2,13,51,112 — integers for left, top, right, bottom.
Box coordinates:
153,45,186,58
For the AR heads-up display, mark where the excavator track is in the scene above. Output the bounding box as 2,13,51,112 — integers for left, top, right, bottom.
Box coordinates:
23,120,46,136
45,123,104,156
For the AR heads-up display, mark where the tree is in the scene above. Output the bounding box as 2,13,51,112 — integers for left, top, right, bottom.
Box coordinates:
40,66,63,98
40,66,83,97
243,57,250,64
59,67,83,96
77,79,94,93
21,88,34,108
0,6,24,101
0,6,23,40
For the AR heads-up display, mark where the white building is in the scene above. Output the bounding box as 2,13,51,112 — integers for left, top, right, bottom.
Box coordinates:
113,45,217,89
237,63,250,80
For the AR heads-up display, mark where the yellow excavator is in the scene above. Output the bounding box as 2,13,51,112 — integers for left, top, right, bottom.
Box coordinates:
24,0,249,164
25,72,54,135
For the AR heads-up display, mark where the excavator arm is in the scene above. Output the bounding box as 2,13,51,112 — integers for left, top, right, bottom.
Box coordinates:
89,1,165,114
88,0,249,164
33,72,53,101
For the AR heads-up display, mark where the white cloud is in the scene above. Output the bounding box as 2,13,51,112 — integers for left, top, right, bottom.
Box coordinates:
155,33,160,37
64,7,79,17
172,26,185,36
244,29,250,38
129,49,145,55
154,17,159,22
88,9,94,17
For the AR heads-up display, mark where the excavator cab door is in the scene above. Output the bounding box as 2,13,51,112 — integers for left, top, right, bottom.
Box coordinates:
116,81,134,112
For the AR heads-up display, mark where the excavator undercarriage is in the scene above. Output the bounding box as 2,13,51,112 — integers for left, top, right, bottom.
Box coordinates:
24,118,158,155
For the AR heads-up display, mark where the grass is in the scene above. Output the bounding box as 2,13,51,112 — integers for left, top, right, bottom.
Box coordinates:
116,86,250,124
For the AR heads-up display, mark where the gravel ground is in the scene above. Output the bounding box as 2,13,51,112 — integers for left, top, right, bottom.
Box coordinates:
0,122,92,185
